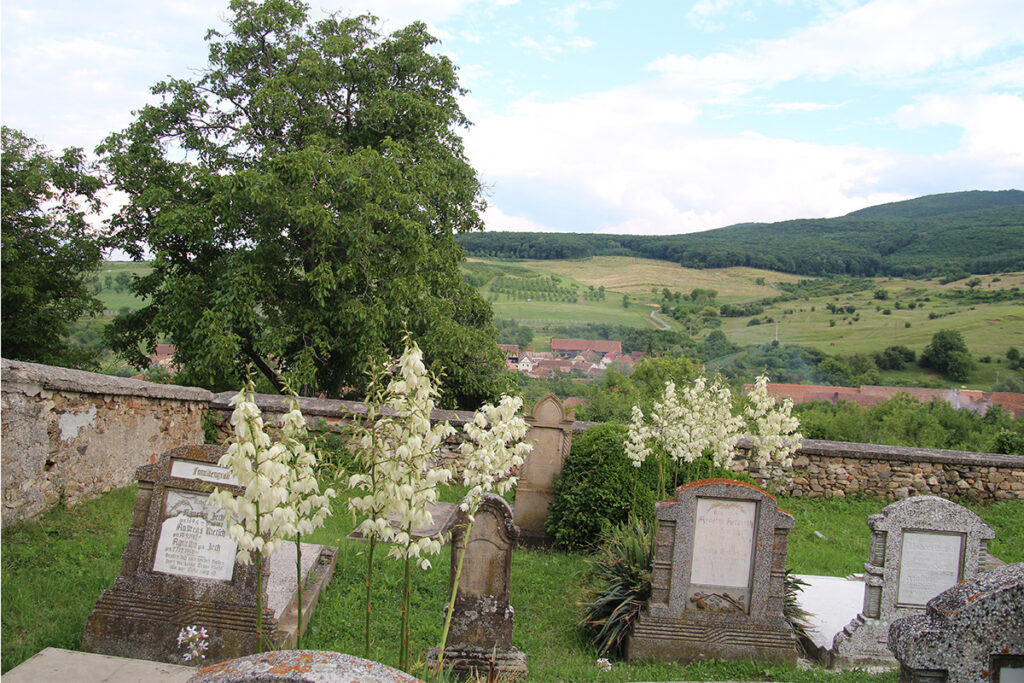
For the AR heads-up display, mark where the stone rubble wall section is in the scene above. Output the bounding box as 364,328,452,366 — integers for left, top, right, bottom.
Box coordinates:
1,359,210,527
3,359,1022,526
733,440,1024,501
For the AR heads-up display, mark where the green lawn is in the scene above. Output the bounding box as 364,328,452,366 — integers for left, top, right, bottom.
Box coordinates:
4,484,1021,680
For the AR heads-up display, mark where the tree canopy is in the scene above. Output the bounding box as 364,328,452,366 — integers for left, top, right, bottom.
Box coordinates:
1,126,105,366
101,0,509,407
919,329,974,382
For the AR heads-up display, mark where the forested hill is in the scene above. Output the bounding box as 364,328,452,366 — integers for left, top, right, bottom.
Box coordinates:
458,190,1024,277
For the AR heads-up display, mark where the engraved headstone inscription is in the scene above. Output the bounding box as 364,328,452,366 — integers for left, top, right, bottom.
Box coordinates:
830,495,996,668
512,394,574,547
626,479,799,665
888,561,1023,682
83,445,278,664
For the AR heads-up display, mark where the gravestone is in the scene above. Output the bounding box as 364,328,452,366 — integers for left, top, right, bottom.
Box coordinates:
888,562,1024,683
626,479,799,664
830,495,996,668
83,445,336,663
512,394,574,547
428,493,527,679
188,650,423,683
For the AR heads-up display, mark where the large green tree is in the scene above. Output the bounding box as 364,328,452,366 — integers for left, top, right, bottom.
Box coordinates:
101,0,509,407
919,329,974,382
2,127,105,366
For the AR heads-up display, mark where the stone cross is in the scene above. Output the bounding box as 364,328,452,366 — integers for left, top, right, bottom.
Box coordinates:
430,493,527,679
512,394,574,547
627,478,798,665
83,445,277,663
830,495,996,668
888,561,1023,682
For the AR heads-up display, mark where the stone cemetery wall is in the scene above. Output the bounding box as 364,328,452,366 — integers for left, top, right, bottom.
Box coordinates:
733,438,1024,502
4,359,1021,526
1,359,210,526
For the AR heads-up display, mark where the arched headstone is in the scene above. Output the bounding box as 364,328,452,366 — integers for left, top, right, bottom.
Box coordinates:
512,394,573,547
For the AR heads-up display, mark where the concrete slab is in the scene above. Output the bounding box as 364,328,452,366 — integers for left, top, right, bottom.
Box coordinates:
347,501,460,544
793,574,865,654
266,541,339,649
4,647,194,683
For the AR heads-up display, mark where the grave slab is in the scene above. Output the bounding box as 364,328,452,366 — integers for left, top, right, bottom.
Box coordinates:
346,501,459,544
3,647,193,683
888,561,1024,682
830,495,995,669
82,445,336,664
626,478,799,665
188,651,422,682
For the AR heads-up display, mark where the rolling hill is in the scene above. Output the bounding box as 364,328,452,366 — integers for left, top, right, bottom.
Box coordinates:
458,190,1024,278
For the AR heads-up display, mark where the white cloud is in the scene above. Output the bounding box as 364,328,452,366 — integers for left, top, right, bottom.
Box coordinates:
652,0,1024,96
895,93,1024,167
515,34,595,59
466,79,917,234
767,101,846,113
482,205,559,232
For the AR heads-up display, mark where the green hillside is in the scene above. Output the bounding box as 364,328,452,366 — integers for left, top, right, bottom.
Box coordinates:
458,190,1024,277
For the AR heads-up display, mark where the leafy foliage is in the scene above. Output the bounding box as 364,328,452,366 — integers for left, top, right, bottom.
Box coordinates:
920,329,974,381
1,127,106,366
546,422,752,549
100,1,508,407
547,424,659,549
795,395,1024,455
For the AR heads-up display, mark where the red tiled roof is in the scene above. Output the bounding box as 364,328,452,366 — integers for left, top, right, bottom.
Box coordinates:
550,339,622,355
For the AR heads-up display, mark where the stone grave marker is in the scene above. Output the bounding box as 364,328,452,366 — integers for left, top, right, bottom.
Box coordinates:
83,445,336,663
830,495,996,668
626,479,799,665
429,493,527,679
888,561,1023,683
512,394,574,547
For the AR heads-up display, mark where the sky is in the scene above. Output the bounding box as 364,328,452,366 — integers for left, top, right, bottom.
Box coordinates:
2,0,1023,236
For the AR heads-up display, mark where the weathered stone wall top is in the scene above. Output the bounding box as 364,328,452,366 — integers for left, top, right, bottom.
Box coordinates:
210,391,595,434
760,438,1024,469
2,358,212,403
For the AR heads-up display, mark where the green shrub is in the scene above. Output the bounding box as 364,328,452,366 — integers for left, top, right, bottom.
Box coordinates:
546,423,754,549
547,423,659,549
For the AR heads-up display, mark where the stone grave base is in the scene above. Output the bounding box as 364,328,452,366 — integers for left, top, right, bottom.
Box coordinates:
829,614,894,669
83,542,336,664
627,611,799,665
427,645,527,681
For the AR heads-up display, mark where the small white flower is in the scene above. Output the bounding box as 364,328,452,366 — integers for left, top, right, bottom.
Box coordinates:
596,657,612,672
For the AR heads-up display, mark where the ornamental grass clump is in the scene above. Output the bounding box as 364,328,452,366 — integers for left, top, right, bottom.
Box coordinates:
580,518,654,657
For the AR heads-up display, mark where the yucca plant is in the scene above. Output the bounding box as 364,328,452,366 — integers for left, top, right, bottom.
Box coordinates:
579,517,654,657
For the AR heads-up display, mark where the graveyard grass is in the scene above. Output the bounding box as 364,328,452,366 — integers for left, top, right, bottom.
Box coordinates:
4,487,1022,681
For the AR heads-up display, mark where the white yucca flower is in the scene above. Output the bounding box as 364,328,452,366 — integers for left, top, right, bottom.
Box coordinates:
212,379,333,566
347,337,455,569
623,373,801,473
459,394,532,518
